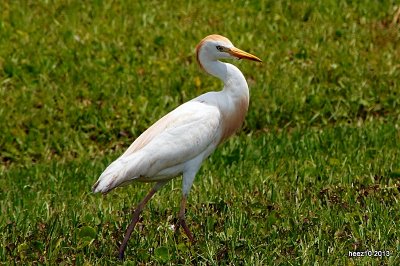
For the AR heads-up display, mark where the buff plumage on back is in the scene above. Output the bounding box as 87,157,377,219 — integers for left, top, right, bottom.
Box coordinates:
121,111,176,156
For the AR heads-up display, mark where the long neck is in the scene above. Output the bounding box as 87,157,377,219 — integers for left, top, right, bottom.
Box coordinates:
199,57,250,141
201,59,249,101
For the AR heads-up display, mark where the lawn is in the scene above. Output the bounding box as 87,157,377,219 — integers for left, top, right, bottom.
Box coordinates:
1,0,400,264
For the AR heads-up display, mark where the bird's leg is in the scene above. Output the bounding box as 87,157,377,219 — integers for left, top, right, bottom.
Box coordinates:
175,195,195,243
118,181,166,260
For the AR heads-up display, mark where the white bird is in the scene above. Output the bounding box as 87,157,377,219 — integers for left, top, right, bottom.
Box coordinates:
92,34,261,259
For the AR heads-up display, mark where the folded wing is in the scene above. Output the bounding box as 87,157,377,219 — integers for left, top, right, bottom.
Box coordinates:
92,100,221,194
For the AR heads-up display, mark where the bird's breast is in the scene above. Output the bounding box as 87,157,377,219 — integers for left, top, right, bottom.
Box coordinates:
219,95,249,142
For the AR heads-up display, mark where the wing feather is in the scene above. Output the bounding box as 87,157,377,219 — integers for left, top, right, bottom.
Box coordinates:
92,101,221,193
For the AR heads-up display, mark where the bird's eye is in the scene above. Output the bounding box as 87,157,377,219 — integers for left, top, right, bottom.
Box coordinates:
216,45,224,52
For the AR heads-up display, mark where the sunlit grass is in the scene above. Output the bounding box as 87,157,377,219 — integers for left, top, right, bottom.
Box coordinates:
1,0,400,264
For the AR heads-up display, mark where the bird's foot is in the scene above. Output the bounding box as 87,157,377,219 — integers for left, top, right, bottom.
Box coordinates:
175,217,195,243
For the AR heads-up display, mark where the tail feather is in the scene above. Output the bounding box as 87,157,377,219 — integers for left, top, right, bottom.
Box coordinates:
92,155,146,194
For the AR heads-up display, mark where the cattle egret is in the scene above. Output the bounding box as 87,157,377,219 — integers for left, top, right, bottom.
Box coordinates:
92,34,261,259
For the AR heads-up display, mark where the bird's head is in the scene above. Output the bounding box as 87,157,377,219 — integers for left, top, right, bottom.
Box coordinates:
196,34,262,67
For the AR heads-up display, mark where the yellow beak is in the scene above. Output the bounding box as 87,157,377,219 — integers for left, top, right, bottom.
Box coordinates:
228,47,262,62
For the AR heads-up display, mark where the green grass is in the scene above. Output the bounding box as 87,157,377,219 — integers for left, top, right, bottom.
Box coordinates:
1,0,400,264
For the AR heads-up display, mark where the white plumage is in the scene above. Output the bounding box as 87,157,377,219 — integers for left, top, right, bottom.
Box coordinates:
92,34,261,260
93,101,221,191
